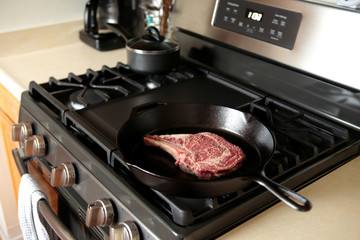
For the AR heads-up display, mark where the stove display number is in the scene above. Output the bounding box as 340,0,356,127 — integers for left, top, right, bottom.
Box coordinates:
245,8,263,22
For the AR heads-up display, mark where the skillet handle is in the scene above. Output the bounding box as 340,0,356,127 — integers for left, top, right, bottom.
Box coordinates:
252,176,312,212
129,102,167,118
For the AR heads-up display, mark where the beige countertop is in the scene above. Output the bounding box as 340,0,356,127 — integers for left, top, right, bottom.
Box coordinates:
1,21,359,240
219,157,360,240
0,21,127,100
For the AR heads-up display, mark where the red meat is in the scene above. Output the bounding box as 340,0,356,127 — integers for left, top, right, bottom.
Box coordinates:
143,132,245,179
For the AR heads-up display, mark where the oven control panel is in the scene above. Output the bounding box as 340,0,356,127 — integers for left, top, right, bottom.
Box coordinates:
212,0,302,49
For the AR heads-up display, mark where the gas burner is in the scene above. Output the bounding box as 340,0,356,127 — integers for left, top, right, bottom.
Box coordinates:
145,75,166,89
69,88,110,110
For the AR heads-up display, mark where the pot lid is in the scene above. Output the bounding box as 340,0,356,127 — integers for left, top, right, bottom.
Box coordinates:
126,27,179,53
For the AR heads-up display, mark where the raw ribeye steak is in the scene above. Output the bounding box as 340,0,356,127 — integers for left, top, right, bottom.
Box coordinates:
143,132,245,179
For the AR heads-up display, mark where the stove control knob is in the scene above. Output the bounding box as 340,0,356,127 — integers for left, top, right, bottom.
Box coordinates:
110,221,140,240
12,122,33,142
23,135,46,157
50,163,76,187
85,198,115,228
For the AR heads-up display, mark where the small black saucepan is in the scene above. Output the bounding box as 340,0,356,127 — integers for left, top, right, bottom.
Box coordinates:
117,103,312,211
106,24,179,74
126,27,179,74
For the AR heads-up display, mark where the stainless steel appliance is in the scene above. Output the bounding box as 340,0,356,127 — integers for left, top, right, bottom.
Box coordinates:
12,0,360,239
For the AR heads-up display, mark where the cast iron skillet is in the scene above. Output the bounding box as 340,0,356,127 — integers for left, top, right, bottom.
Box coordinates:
117,103,312,211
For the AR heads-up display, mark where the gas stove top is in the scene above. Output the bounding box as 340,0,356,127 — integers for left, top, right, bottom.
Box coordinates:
19,56,359,239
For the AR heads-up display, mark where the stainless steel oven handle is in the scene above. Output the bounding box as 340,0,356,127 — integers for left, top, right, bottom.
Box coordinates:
12,148,28,176
38,199,76,240
12,148,77,240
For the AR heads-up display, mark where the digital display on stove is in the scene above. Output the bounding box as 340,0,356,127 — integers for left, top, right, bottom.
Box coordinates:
212,0,302,50
245,8,263,22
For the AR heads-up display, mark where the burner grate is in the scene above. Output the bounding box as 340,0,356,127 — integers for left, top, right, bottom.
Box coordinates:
30,62,199,116
249,97,349,178
48,67,143,110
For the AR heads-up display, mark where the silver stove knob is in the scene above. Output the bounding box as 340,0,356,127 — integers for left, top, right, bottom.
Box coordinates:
23,135,46,157
50,163,76,187
12,122,33,142
110,221,140,240
85,198,115,227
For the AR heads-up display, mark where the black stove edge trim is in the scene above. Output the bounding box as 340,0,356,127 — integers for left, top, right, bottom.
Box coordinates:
64,110,117,165
29,81,69,122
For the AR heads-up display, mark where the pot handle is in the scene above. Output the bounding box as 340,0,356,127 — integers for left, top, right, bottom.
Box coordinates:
251,175,312,212
129,102,168,118
145,27,162,42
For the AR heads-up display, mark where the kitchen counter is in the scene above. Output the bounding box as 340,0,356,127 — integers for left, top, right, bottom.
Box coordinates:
219,157,360,240
0,21,127,100
0,21,359,240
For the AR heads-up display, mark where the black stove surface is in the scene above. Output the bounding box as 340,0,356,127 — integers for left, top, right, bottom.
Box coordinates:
26,60,360,238
77,74,260,144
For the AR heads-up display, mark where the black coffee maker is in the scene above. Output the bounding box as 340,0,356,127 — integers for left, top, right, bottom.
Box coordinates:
80,0,145,51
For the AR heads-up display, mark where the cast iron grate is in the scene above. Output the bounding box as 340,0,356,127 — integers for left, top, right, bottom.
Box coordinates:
29,62,199,122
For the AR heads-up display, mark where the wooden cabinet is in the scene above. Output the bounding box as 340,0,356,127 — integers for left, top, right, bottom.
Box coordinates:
0,83,20,200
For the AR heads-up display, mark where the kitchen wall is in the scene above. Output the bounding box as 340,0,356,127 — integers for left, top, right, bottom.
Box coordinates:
0,0,87,33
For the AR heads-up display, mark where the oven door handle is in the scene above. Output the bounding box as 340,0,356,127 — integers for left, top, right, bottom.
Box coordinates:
38,199,76,240
12,148,28,176
12,148,77,240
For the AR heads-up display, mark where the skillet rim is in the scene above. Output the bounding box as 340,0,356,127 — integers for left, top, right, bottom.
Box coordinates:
116,103,276,184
